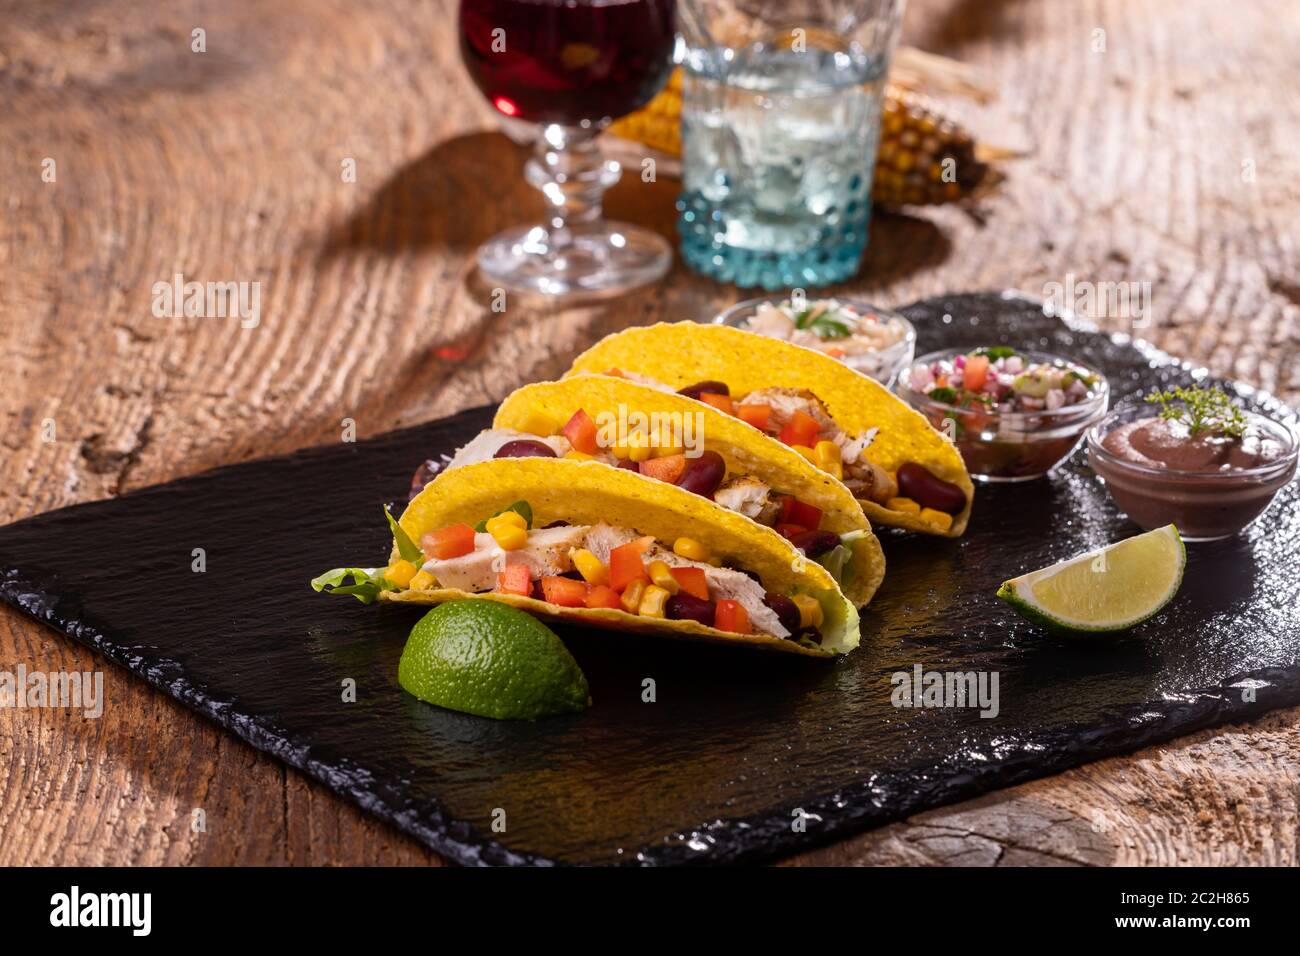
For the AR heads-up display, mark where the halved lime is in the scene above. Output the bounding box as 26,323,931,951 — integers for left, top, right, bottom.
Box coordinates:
398,601,590,720
996,525,1185,634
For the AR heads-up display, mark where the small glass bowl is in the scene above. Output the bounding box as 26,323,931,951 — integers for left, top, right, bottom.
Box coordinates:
896,348,1110,482
713,296,917,387
1087,404,1298,542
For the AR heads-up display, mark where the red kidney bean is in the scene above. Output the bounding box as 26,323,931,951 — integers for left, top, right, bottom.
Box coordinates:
897,462,966,514
666,592,716,627
763,593,801,634
789,529,840,558
677,380,730,400
616,458,639,471
494,439,558,459
676,450,726,498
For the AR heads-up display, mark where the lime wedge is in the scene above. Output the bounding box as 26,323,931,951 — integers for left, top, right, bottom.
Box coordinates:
399,601,590,720
996,525,1185,634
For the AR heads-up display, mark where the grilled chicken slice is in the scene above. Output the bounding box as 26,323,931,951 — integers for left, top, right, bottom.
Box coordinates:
712,475,773,522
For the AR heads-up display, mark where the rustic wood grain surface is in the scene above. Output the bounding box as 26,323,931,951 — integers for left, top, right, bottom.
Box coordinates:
2,0,1297,866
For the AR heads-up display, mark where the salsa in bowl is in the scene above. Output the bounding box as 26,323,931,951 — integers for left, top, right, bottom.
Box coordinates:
896,347,1109,482
713,297,916,386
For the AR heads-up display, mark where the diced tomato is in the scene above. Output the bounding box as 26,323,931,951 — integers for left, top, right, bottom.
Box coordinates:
639,453,686,484
826,347,846,359
605,368,626,378
736,404,772,430
669,566,710,601
541,576,589,607
584,584,622,609
778,495,823,530
495,564,531,596
963,354,990,391
778,410,821,448
562,408,599,455
609,539,651,592
714,600,751,634
775,522,807,541
423,523,476,560
698,392,734,415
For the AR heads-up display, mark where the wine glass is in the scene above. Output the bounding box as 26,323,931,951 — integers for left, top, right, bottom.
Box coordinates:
459,0,678,296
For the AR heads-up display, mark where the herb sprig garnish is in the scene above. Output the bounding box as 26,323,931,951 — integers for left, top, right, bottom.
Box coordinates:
793,306,852,339
1145,386,1247,438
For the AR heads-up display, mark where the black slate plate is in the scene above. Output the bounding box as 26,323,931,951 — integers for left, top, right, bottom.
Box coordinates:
3,292,1298,866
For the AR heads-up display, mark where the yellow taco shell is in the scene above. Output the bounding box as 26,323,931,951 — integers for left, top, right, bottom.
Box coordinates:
386,457,860,658
493,375,885,606
566,322,975,537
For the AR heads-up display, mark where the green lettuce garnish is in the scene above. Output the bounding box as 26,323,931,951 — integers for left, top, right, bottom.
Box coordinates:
385,506,422,563
311,567,391,604
814,530,869,587
316,506,424,603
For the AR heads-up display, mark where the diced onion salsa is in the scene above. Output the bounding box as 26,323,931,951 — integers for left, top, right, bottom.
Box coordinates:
907,347,1101,414
379,502,829,647
901,348,1106,481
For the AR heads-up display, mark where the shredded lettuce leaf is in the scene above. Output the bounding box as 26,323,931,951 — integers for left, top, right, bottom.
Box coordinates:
311,567,391,604
385,507,422,563
815,530,870,587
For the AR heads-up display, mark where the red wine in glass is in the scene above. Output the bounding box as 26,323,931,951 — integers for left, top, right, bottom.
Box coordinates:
460,0,676,125
458,0,678,296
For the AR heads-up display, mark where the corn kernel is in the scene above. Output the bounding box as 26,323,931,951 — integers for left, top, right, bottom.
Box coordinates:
611,444,630,460
814,440,841,467
570,548,608,586
490,523,528,551
408,570,435,591
647,560,679,594
654,444,685,458
638,584,670,618
886,497,921,515
384,559,418,588
485,510,527,534
672,536,710,562
627,439,653,463
564,450,594,461
791,595,824,630
822,458,843,480
920,507,954,533
619,579,647,614
520,409,561,437
791,444,817,464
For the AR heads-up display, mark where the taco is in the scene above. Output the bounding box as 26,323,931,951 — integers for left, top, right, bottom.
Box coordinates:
565,322,975,537
313,457,859,658
421,375,885,606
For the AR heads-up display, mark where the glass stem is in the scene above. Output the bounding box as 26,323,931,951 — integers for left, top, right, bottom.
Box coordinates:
524,124,621,251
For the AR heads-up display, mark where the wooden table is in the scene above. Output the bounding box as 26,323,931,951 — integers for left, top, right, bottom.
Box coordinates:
2,0,1297,866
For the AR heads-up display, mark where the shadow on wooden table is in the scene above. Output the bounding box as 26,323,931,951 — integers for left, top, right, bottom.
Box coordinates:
316,130,951,287
317,130,677,258
311,129,954,408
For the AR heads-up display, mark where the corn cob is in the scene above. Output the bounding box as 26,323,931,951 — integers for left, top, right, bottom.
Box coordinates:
874,88,987,206
611,68,989,207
